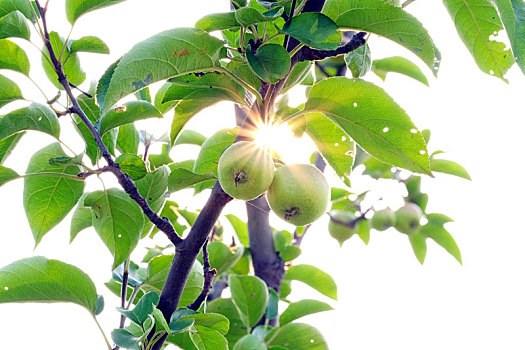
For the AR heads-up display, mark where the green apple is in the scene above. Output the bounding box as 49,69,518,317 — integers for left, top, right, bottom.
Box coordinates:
328,210,356,246
267,164,329,226
217,141,274,201
371,208,396,231
394,203,423,234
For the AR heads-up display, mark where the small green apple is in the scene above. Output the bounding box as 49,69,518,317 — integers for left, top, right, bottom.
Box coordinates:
217,141,274,201
267,164,329,226
394,203,423,234
371,208,396,231
328,210,356,246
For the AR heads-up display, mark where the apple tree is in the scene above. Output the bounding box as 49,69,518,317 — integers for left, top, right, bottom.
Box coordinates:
0,0,521,349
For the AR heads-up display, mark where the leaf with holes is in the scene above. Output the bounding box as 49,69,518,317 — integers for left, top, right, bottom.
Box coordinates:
0,10,30,40
304,112,355,187
265,323,328,349
230,275,269,328
282,12,341,50
442,0,514,81
285,264,337,300
23,143,85,245
99,28,224,113
0,39,29,75
493,0,525,74
0,256,98,313
247,44,291,84
0,74,23,108
99,100,163,135
42,31,85,89
372,56,429,86
0,103,59,142
323,0,440,75
304,77,431,174
70,35,109,54
66,0,128,24
84,188,144,268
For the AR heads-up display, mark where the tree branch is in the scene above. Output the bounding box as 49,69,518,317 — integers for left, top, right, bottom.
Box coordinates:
187,239,217,311
295,32,367,62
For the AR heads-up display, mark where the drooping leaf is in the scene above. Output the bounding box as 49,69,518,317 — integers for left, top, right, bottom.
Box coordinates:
70,35,110,54
0,256,97,314
115,154,147,180
344,43,372,78
0,10,30,40
23,143,85,245
304,112,355,187
304,77,431,174
265,323,328,349
66,0,127,24
322,0,441,75
196,11,240,32
234,6,284,27
116,124,139,155
420,213,462,264
408,232,427,264
0,164,18,187
443,0,514,81
282,12,342,50
493,0,525,74
99,101,162,135
372,56,429,86
356,219,370,244
0,74,22,108
285,264,337,300
430,158,471,180
0,103,59,142
230,275,269,328
70,194,93,242
42,31,85,89
100,28,225,113
0,132,24,164
279,299,333,325
0,39,29,75
84,188,144,268
247,44,291,84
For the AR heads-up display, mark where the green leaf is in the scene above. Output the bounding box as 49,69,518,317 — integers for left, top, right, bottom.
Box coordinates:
322,0,441,75
279,245,302,261
282,12,341,50
135,166,169,237
96,58,120,112
196,11,240,32
154,82,177,114
23,143,85,245
84,188,144,268
344,43,371,78
0,39,29,75
230,275,269,328
235,6,284,27
99,100,163,135
281,61,313,94
179,313,230,335
266,323,328,349
304,112,355,187
111,329,139,350
0,10,30,40
116,124,139,155
0,132,24,164
100,28,225,113
115,154,147,180
95,294,104,315
0,256,97,314
372,56,429,86
143,255,204,307
408,232,427,264
112,261,145,288
279,299,333,325
0,103,59,142
420,213,462,264
285,264,337,300
119,291,159,325
234,335,267,350
443,0,514,80
430,158,471,180
70,35,109,54
208,241,244,276
190,324,229,350
0,74,23,108
247,44,291,84
175,129,207,146
0,164,18,187
42,31,85,89
207,298,247,346
0,0,33,20
493,0,525,74
194,128,238,176
356,219,370,245
168,168,216,193
225,214,250,247
304,77,431,174
70,195,93,242
66,0,127,24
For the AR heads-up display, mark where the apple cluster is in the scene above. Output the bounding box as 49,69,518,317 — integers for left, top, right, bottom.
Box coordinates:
217,141,329,226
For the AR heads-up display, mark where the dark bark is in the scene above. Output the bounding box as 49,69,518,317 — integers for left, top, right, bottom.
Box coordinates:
187,240,217,311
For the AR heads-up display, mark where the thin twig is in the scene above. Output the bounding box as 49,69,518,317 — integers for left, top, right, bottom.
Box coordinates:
187,240,217,311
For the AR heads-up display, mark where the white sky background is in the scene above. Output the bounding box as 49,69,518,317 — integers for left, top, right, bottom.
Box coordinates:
1,0,525,349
